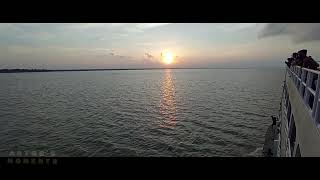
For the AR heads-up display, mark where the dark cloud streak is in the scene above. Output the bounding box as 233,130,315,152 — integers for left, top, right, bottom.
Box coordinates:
109,52,127,58
144,53,154,59
258,23,320,43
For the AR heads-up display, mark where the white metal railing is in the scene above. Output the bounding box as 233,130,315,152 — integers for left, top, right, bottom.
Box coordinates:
287,65,320,127
273,123,281,157
287,138,291,157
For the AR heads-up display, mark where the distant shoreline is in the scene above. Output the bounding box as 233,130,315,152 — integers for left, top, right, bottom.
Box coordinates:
0,67,284,73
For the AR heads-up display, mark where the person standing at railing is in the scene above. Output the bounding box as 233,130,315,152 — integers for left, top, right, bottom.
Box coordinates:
296,49,307,67
288,52,298,67
286,57,294,67
303,56,319,70
291,52,302,67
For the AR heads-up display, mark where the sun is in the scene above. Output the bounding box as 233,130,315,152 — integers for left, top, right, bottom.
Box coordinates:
161,51,175,64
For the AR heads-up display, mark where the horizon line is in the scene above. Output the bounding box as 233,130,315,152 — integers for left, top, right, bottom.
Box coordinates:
0,67,284,73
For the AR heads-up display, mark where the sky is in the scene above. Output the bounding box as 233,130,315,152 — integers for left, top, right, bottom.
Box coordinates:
1,23,320,69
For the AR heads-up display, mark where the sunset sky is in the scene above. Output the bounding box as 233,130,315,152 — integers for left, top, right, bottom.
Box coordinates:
1,23,320,69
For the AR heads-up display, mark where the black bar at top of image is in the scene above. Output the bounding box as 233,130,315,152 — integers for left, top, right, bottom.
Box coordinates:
1,1,320,22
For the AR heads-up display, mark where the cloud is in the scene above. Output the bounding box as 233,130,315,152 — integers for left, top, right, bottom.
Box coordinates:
258,23,320,43
144,53,154,59
136,42,153,47
119,34,129,37
141,52,162,67
108,51,127,58
0,23,173,48
136,23,171,29
215,23,257,31
102,23,172,34
5,46,121,59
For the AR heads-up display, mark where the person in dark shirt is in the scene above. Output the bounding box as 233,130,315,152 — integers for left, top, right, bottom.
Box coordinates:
303,56,319,70
286,57,294,67
271,116,277,126
296,49,307,67
291,53,298,66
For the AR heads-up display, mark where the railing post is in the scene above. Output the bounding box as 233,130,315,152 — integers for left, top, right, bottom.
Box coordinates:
315,99,320,125
298,67,302,78
301,69,306,82
287,139,291,157
297,68,302,88
312,74,320,118
299,69,306,96
307,71,314,88
304,70,308,83
304,71,312,105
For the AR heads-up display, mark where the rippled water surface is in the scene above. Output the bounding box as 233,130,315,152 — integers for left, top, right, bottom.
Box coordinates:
0,68,284,156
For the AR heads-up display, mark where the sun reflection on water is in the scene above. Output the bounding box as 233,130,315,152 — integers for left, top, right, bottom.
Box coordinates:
159,69,177,129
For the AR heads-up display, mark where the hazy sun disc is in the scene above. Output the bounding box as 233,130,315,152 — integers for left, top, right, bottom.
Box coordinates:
162,51,175,64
